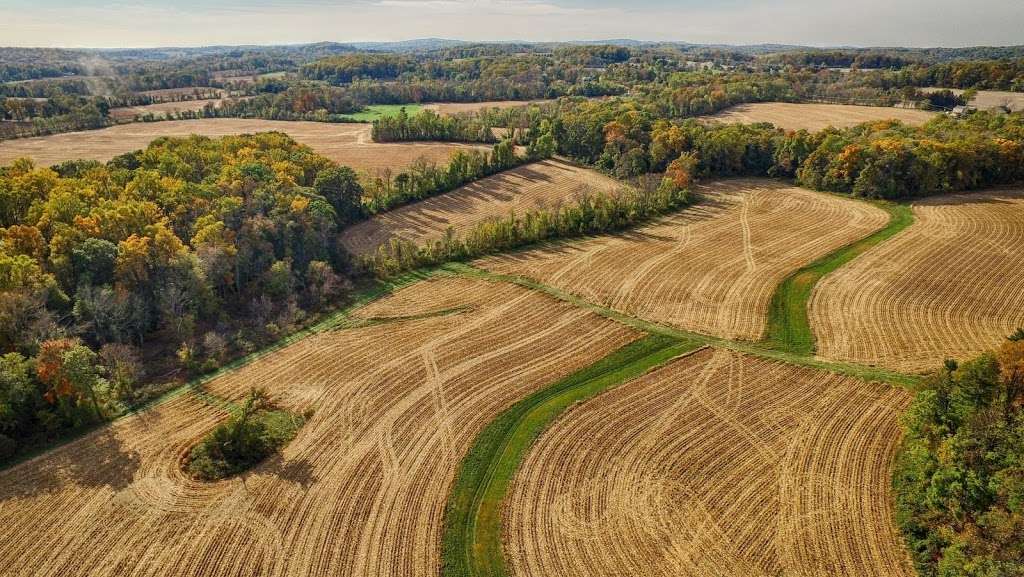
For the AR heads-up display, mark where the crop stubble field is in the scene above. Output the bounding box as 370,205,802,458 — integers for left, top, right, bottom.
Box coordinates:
705,102,937,131
0,118,488,172
341,158,624,256
921,87,1024,111
0,277,637,577
478,178,889,340
810,188,1024,372
505,347,914,577
107,99,228,121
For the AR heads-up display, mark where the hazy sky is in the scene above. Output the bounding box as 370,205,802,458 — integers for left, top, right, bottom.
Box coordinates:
2,0,1022,48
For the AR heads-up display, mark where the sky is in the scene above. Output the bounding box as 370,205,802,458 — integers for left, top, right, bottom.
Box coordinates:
1,0,1022,49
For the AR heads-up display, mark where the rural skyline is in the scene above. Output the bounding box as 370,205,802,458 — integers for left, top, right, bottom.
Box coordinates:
2,0,1023,48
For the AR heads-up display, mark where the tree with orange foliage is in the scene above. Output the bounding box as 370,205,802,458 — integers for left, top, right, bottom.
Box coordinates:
35,338,104,420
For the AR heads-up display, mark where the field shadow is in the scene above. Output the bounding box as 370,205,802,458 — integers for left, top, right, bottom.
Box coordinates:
0,426,141,502
272,457,317,489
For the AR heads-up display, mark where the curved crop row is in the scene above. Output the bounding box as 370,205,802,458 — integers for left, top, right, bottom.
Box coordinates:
504,348,915,577
0,277,636,577
810,188,1024,372
479,178,889,341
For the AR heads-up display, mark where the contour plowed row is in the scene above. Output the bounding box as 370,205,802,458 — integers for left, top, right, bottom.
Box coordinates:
0,277,637,577
478,178,888,340
704,102,937,131
340,158,624,256
0,118,487,172
810,188,1024,372
504,348,914,577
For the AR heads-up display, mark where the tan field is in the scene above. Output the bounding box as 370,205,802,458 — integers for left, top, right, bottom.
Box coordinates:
0,118,489,172
922,87,1024,111
108,99,225,121
810,188,1024,373
505,347,914,577
137,87,225,99
0,276,637,577
705,102,937,131
423,100,553,115
478,179,889,340
340,158,624,257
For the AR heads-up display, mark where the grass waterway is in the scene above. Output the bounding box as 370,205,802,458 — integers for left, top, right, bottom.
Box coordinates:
763,201,915,355
441,334,701,577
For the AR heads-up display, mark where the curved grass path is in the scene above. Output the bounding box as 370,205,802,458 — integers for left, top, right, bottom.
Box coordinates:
440,334,702,577
763,201,914,354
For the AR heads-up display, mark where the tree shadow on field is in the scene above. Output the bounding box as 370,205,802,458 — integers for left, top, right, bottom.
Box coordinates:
267,456,317,489
0,427,141,502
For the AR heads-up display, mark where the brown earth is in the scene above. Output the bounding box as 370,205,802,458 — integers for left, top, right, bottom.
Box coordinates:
505,347,915,577
0,276,637,577
108,99,225,121
810,188,1024,372
704,102,937,131
478,178,889,340
921,87,1024,112
0,118,489,172
340,158,624,257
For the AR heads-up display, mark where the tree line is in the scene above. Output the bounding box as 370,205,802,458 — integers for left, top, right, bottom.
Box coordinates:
511,97,1024,199
372,108,498,143
894,333,1024,576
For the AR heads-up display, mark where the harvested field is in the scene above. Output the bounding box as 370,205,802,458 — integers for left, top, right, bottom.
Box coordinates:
0,118,489,172
810,188,1024,372
424,100,553,115
922,87,1024,111
0,276,637,577
137,87,225,99
478,178,889,340
705,102,936,131
505,347,914,577
108,99,225,121
340,158,624,256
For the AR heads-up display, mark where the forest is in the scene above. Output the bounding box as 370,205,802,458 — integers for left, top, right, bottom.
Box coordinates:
0,134,353,460
895,334,1024,576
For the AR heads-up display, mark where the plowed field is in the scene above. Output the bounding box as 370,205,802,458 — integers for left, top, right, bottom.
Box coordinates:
341,158,624,256
810,188,1024,372
0,277,636,577
505,347,914,577
0,119,488,172
478,179,889,340
705,102,936,131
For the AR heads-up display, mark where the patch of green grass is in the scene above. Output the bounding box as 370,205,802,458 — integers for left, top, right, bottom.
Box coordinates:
340,103,425,122
763,201,914,355
441,334,700,577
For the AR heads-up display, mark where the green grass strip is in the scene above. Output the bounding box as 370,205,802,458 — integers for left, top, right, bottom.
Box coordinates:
763,201,915,355
441,334,700,577
441,262,921,387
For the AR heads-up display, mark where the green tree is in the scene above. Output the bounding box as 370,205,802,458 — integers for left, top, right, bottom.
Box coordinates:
313,166,365,226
